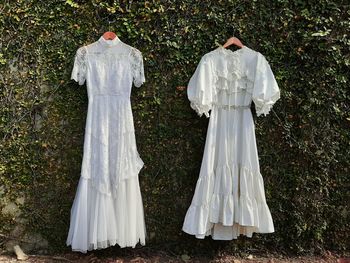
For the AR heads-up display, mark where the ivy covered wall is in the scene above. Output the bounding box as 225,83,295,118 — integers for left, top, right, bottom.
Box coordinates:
0,0,349,255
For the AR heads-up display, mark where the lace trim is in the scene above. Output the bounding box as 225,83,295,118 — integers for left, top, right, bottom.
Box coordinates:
216,48,243,80
190,101,211,118
255,91,280,117
130,48,145,87
213,49,254,94
213,104,251,110
215,76,254,94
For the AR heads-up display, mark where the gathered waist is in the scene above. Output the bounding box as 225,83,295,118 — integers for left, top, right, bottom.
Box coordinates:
214,104,251,110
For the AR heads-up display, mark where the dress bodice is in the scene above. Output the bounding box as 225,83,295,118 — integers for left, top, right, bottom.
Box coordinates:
187,46,280,117
71,36,145,99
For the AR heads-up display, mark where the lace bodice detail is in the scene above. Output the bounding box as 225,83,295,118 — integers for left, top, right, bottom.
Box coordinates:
71,36,145,98
214,47,254,95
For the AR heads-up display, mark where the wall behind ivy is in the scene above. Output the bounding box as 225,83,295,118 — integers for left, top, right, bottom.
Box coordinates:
0,0,349,255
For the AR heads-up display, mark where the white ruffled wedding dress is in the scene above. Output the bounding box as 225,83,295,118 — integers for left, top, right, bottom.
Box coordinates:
183,45,280,240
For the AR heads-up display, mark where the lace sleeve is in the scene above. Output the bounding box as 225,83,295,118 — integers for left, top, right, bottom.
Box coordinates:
130,48,145,87
71,47,87,85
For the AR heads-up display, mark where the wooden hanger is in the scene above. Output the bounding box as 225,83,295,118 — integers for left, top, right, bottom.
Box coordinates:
103,31,117,40
102,20,117,40
222,36,244,48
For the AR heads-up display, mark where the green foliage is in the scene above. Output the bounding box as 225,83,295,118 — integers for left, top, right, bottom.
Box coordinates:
0,0,349,255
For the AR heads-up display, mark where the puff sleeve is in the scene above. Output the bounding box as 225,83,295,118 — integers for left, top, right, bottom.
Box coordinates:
130,48,145,87
71,47,87,85
252,53,280,116
187,55,214,118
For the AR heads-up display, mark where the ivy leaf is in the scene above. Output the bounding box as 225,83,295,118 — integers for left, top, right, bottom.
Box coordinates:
311,29,331,37
65,0,79,8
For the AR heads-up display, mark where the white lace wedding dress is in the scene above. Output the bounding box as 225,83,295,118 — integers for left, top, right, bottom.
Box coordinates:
66,36,146,253
183,46,280,240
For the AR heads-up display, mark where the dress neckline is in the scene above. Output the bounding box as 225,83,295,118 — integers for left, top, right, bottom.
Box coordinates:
98,36,121,48
217,45,247,55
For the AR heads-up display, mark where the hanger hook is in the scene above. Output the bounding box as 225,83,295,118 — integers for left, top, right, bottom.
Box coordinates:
108,19,116,32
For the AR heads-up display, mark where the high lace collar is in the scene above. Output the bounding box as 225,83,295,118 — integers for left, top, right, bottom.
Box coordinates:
98,36,121,48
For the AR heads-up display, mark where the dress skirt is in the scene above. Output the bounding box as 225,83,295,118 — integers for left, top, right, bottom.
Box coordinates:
182,106,274,239
66,97,146,253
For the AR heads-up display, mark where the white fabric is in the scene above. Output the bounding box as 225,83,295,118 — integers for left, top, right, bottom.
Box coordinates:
67,36,146,253
183,46,280,240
